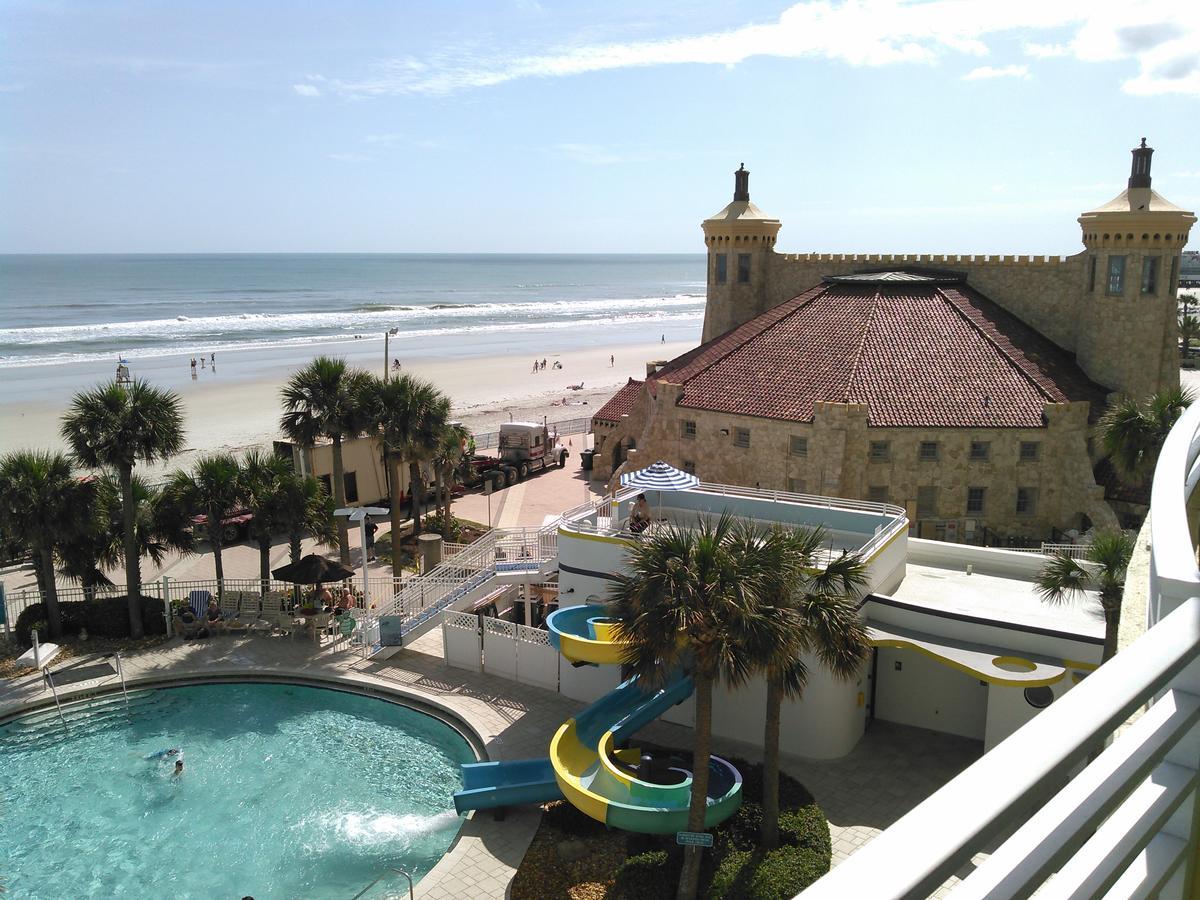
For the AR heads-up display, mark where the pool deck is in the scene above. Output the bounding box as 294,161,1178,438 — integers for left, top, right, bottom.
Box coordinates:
0,629,983,898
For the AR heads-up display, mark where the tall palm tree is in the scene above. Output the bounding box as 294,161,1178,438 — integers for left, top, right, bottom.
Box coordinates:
400,380,450,531
432,421,470,533
609,514,775,900
241,448,293,594
0,451,80,638
58,473,193,600
1037,529,1134,662
1098,387,1192,486
61,380,184,638
167,453,243,599
280,356,372,565
276,468,338,568
740,525,870,849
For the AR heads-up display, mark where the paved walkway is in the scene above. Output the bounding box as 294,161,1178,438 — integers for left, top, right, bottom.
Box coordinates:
1,624,982,898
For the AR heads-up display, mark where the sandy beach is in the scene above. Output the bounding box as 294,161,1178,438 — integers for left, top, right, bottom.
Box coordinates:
0,335,696,472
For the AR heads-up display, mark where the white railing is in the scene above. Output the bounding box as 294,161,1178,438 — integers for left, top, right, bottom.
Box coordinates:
366,523,558,653
799,403,1200,899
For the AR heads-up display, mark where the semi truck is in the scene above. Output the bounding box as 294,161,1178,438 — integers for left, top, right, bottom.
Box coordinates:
466,421,569,489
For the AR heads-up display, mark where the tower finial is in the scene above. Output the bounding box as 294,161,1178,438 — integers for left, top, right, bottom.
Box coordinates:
733,163,749,202
1129,138,1153,189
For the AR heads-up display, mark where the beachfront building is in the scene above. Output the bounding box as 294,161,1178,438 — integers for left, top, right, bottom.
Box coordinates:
592,141,1196,542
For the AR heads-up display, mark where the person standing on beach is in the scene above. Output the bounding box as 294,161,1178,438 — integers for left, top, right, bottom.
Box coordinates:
190,358,196,376
661,334,665,343
610,354,614,367
210,352,215,366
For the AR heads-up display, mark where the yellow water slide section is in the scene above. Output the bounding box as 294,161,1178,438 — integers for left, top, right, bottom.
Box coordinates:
549,719,610,824
556,624,627,665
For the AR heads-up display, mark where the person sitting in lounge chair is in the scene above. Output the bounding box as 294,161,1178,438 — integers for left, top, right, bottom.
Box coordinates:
628,494,651,534
206,599,225,635
177,604,203,639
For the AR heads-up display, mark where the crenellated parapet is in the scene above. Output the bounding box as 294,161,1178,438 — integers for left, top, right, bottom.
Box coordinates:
774,252,1075,268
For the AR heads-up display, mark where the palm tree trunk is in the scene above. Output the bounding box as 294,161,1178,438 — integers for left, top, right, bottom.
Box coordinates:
259,539,271,599
119,465,144,639
39,546,63,639
211,511,225,600
678,673,713,900
761,677,783,849
1102,603,1121,662
389,454,404,577
290,531,302,608
434,469,445,525
331,434,350,565
409,460,424,533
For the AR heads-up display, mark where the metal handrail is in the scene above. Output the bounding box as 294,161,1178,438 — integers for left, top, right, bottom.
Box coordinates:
350,865,414,900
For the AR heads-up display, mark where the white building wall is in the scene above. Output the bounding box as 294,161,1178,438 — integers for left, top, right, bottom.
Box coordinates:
867,532,908,596
559,658,621,704
874,647,989,741
983,674,1076,752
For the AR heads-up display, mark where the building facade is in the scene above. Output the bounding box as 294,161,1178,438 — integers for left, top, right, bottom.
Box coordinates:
593,141,1196,542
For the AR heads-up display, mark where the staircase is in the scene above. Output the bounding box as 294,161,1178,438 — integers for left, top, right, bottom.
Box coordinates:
4,690,171,752
366,524,558,657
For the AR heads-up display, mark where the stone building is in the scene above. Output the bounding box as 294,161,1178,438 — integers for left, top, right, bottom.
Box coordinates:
593,141,1196,541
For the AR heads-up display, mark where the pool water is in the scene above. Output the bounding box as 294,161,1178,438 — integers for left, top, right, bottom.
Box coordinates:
0,683,475,899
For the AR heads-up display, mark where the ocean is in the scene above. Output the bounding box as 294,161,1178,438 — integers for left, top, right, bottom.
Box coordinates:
0,253,706,369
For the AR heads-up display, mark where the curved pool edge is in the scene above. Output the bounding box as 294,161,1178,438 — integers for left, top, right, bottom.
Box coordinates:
1,668,489,763
0,662,502,899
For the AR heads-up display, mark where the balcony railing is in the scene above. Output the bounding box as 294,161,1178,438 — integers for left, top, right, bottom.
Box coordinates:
799,402,1200,899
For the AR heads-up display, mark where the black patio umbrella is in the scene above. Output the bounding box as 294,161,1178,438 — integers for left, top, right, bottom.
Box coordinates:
272,554,355,584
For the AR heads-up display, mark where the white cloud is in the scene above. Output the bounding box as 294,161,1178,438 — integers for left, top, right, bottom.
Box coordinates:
1023,41,1069,58
293,83,321,97
964,64,1030,80
309,0,1200,99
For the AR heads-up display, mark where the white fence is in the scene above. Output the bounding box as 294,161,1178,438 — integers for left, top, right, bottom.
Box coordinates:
443,609,559,692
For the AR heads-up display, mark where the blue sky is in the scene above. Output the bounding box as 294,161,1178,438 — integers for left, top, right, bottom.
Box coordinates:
1,0,1197,254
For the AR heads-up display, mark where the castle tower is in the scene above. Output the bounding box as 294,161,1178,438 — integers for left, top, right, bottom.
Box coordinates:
1076,139,1196,398
700,164,782,342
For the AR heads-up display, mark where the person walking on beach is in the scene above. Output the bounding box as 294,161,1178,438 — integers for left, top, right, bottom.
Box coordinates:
210,352,215,366
661,334,665,343
541,358,547,370
190,358,197,377
610,354,614,367
532,359,538,373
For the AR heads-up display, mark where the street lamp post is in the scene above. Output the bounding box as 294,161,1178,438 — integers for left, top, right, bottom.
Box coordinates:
384,328,399,381
334,506,389,609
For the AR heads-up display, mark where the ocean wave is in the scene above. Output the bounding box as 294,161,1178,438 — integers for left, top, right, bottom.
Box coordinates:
0,309,705,368
0,294,707,347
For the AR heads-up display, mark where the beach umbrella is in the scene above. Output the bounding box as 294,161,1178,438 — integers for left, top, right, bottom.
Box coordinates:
619,460,699,524
272,554,355,608
272,554,355,584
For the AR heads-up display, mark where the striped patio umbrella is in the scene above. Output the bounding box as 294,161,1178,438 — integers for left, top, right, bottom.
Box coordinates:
619,461,699,525
619,460,700,492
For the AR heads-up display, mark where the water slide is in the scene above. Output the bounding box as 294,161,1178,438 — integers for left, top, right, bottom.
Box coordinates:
452,605,743,834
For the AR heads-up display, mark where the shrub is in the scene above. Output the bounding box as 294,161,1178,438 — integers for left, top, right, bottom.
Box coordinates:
14,596,168,648
610,849,680,900
707,845,828,899
541,799,603,838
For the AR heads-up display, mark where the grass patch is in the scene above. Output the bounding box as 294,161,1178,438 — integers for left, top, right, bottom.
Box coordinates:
509,750,830,900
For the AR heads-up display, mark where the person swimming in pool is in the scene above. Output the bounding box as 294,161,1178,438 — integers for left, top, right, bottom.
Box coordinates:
145,747,182,761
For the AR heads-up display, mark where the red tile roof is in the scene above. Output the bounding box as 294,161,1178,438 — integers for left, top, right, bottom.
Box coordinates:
651,278,1107,428
593,378,644,425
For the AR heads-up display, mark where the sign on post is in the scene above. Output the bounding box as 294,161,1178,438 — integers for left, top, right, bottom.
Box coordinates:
675,831,713,848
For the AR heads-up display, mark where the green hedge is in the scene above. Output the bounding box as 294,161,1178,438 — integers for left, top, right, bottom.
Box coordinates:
707,844,829,899
611,850,680,900
14,596,167,648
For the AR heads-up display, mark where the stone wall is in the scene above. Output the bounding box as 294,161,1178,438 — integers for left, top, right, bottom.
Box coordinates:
594,381,1116,540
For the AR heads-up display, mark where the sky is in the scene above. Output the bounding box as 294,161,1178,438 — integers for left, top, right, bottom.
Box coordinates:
1,0,1197,254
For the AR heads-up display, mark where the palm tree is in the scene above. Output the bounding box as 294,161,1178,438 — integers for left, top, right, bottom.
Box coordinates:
0,451,80,638
360,374,451,567
61,380,184,638
280,356,372,565
432,421,470,534
1098,387,1192,486
167,454,243,599
1037,529,1134,663
276,467,337,568
241,448,293,594
58,473,193,600
740,525,870,849
1180,314,1200,358
609,514,775,900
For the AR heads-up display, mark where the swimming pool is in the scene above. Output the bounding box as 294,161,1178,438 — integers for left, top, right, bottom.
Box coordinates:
0,682,476,899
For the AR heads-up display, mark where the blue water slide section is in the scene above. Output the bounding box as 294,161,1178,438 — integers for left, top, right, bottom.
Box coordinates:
451,671,693,815
452,758,561,814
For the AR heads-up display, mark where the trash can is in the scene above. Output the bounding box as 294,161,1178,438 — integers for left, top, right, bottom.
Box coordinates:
580,448,595,471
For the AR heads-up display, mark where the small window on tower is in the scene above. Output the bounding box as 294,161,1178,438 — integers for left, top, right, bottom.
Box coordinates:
737,254,751,283
789,435,808,457
1141,257,1159,294
715,254,727,284
1107,255,1126,295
